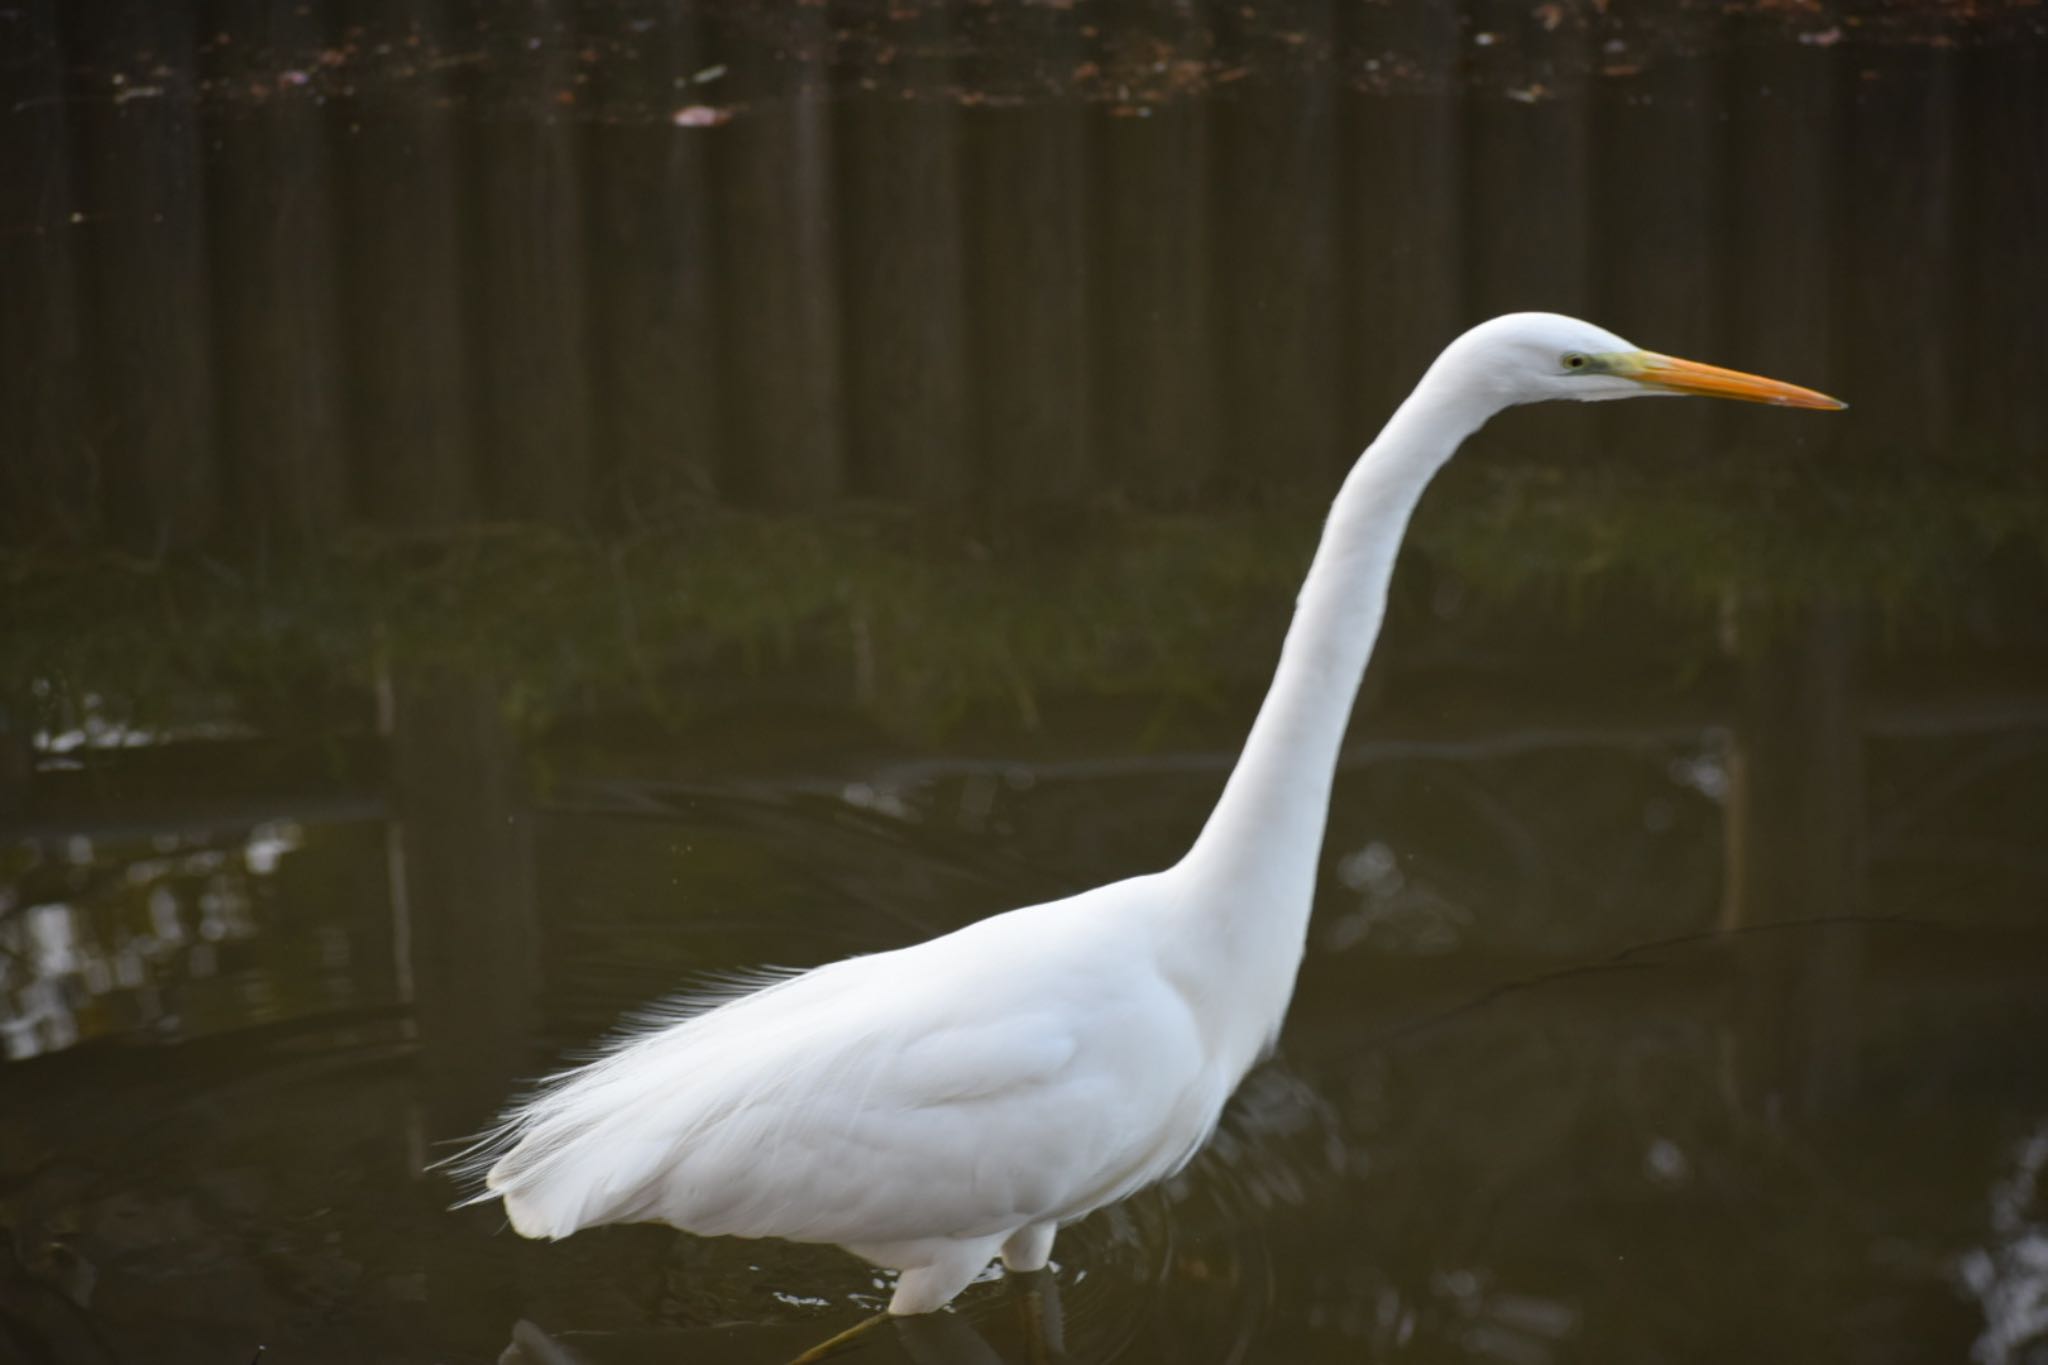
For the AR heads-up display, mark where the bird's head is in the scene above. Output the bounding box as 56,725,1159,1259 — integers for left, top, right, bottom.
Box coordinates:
1439,312,1846,412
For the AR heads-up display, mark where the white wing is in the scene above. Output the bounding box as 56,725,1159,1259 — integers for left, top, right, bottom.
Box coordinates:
475,875,1225,1249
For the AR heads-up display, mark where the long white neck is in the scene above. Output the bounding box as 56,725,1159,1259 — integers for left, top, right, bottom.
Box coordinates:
1173,359,1499,960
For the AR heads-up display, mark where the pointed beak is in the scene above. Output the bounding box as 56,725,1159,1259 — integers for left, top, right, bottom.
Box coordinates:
1623,351,1847,410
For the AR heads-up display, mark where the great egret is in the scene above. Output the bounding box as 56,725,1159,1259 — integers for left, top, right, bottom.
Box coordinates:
462,312,1842,1317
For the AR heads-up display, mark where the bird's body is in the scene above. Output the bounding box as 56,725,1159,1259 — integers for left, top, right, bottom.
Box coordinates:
483,868,1292,1311
467,314,1842,1314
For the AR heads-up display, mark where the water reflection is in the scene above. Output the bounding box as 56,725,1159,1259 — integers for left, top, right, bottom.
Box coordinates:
5,707,2047,1359
6,564,2048,1363
1960,1119,2048,1365
0,819,374,1062
499,1269,1072,1365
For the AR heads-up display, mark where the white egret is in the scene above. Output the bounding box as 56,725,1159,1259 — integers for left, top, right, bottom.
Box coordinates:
461,312,1843,1317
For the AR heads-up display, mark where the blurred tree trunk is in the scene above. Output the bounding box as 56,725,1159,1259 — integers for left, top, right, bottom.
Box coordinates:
584,0,722,518
1343,0,1463,439
1464,0,1594,462
1720,29,1842,462
1093,7,1216,502
1843,45,1957,453
1215,0,1341,492
1957,39,2044,459
1595,13,1720,465
0,0,95,547
970,0,1090,512
66,0,219,552
840,6,970,508
714,7,844,507
201,0,351,551
464,0,592,527
339,0,473,528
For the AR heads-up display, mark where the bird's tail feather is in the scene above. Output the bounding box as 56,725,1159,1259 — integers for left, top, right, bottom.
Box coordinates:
437,964,828,1239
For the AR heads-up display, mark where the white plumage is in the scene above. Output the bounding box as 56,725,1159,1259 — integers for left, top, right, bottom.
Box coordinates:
462,314,1842,1315
473,875,1255,1311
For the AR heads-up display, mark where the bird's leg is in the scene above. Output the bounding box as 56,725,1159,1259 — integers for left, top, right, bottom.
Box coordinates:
887,1239,1001,1315
783,1312,889,1365
784,1237,1005,1364
999,1222,1056,1273
1007,1266,1067,1365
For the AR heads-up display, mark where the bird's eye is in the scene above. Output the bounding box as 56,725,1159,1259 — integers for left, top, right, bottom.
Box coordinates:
1563,353,1590,371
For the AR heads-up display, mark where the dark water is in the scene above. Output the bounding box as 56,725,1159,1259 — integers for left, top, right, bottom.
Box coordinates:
5,1,2048,1362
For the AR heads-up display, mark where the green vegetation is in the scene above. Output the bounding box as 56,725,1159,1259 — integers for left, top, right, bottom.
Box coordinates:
1421,456,2047,616
4,459,2042,743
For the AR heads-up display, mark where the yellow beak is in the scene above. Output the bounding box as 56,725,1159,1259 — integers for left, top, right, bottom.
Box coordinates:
1625,352,1847,410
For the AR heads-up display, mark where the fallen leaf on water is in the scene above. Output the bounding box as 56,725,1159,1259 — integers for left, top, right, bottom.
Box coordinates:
671,104,730,127
1799,26,1843,45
